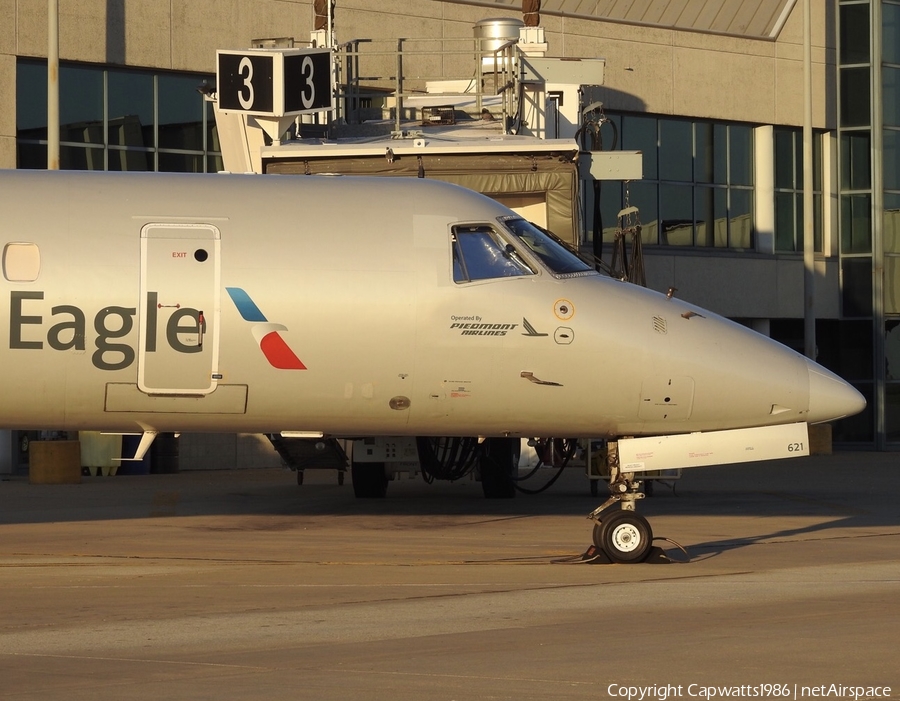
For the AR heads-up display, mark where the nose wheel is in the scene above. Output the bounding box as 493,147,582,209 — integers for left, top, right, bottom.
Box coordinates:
587,440,654,564
592,510,653,563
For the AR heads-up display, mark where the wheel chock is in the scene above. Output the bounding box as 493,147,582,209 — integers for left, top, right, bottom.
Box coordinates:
576,544,674,564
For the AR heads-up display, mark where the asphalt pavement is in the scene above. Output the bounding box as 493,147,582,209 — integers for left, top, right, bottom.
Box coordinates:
0,450,897,700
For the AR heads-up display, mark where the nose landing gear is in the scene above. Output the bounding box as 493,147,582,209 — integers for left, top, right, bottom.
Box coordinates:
587,440,655,564
592,510,653,563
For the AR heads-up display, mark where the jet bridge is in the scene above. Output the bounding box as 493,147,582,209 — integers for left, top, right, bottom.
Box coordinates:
211,29,642,246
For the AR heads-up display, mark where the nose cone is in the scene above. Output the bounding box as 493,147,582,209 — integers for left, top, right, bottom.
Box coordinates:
806,359,866,424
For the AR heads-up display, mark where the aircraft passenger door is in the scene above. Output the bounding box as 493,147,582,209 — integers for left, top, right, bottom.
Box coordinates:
138,223,221,395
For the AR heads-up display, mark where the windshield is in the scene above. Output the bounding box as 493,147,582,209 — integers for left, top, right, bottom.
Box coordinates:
500,218,596,278
452,225,536,283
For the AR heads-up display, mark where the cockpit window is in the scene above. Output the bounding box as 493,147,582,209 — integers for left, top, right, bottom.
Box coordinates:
500,217,596,278
452,225,536,283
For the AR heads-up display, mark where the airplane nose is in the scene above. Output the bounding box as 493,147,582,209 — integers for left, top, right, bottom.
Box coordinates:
806,359,866,424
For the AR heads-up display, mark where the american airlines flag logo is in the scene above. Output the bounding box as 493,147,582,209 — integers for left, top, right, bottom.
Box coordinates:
225,287,307,370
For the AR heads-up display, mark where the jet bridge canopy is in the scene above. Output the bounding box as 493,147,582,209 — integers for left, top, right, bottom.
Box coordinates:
263,134,581,243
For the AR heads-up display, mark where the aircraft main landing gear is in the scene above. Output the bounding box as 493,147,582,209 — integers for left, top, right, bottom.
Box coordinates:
587,441,654,564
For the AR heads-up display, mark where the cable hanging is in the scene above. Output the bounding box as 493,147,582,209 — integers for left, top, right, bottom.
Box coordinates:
608,182,646,287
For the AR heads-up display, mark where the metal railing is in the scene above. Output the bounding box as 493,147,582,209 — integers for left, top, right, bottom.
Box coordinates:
329,36,524,135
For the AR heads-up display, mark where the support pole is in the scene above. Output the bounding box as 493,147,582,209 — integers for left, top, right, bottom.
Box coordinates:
803,0,815,359
47,0,59,170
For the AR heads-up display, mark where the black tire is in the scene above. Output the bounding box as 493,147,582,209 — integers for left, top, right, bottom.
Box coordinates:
479,437,517,499
351,461,388,498
598,510,653,563
590,508,621,548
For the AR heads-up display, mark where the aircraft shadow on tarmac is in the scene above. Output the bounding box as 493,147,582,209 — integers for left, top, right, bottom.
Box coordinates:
0,453,900,561
2,452,898,563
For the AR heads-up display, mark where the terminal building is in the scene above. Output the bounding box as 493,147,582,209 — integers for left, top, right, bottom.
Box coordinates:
1,0,897,454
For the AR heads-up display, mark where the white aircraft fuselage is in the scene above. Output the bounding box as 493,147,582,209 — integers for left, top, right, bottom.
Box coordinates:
0,170,864,439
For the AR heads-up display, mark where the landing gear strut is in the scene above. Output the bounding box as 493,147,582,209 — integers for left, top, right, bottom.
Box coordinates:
587,440,653,563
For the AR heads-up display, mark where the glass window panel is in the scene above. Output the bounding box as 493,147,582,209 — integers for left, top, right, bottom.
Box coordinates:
451,226,534,282
16,142,46,169
882,129,900,190
603,114,754,251
158,74,205,151
109,116,152,150
625,181,658,245
729,188,752,248
729,125,752,186
502,218,592,275
206,100,221,166
694,123,726,184
841,193,872,253
885,129,900,190
714,187,728,247
774,129,795,189
694,187,728,247
16,61,48,135
842,257,873,317
62,121,104,147
885,193,900,253
814,192,823,252
108,70,153,148
885,383,900,442
59,65,104,144
840,131,871,190
815,319,872,378
694,187,714,246
813,132,822,191
884,2,900,66
622,115,658,180
839,3,870,65
840,67,870,127
885,256,900,314
713,187,729,248
884,66,900,128
659,119,692,182
17,59,218,174
887,320,900,380
775,192,796,251
659,183,693,245
157,151,205,173
599,180,623,244
59,144,104,170
107,147,152,171
207,154,224,173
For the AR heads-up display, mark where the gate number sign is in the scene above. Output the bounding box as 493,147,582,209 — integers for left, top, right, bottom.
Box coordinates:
217,48,333,116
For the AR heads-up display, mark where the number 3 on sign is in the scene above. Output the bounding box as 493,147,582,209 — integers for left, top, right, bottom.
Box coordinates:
301,55,315,109
238,57,254,110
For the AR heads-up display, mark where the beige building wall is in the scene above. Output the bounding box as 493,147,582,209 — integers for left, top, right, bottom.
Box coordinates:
534,5,833,128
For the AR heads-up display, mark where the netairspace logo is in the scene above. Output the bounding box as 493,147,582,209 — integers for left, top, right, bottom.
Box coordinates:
607,685,893,701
